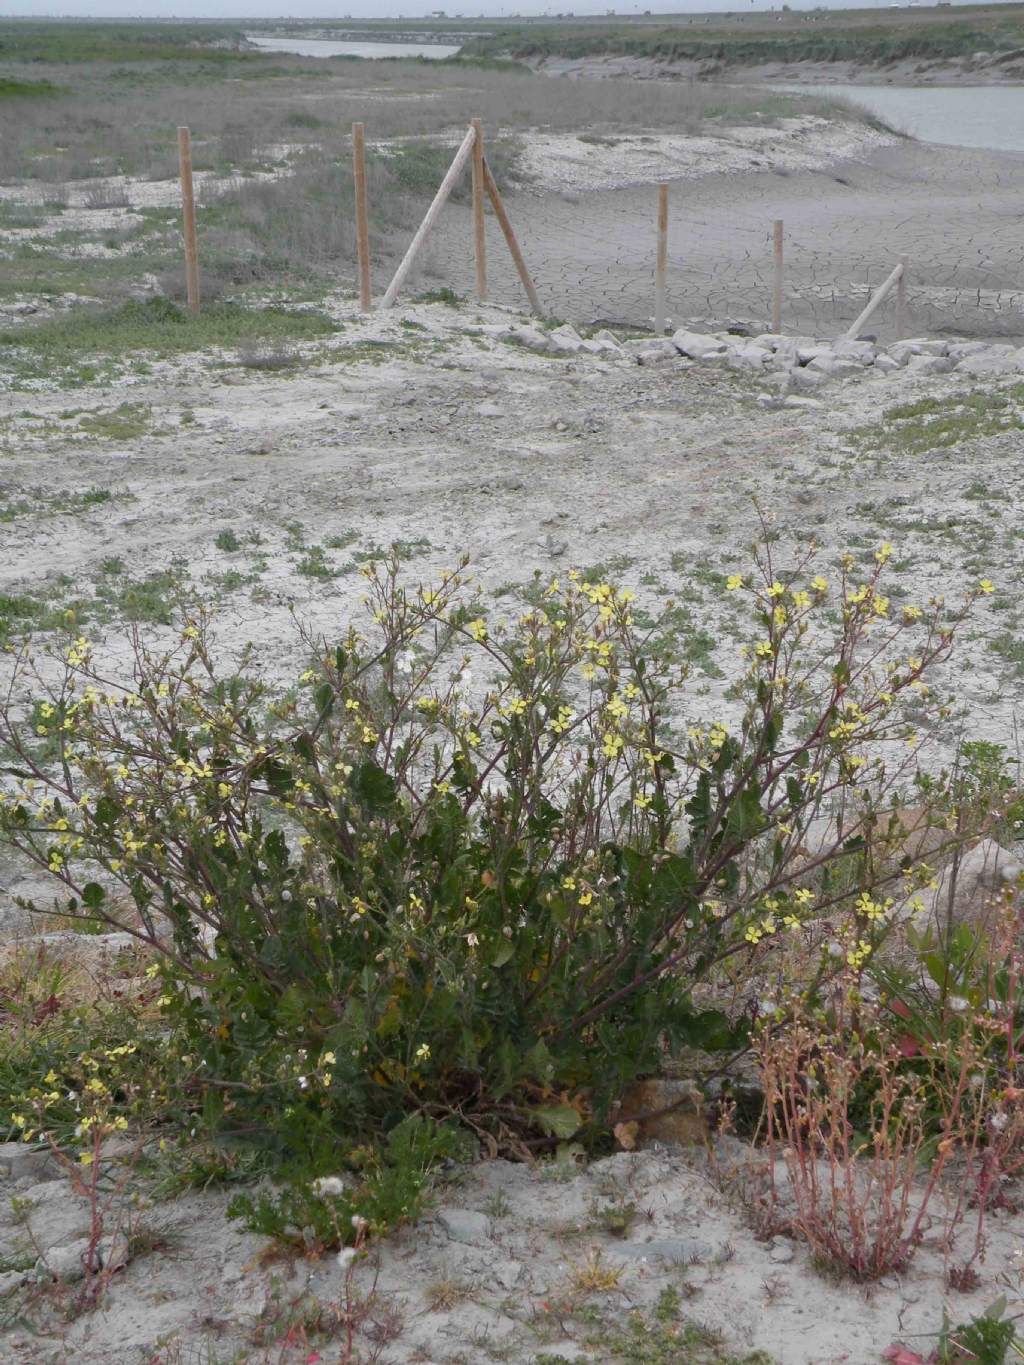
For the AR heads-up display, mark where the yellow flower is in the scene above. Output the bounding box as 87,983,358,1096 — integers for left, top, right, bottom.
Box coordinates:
979,579,995,595
468,619,488,642
811,576,828,593
415,1043,431,1062
726,574,743,592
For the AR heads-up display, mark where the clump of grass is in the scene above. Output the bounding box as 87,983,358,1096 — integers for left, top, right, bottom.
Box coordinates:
852,388,1024,457
0,297,339,386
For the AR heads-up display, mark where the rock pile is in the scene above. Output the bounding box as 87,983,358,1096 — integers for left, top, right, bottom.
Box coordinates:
478,318,1024,391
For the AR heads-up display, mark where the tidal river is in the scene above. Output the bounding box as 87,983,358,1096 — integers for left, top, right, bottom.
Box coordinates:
777,83,1024,154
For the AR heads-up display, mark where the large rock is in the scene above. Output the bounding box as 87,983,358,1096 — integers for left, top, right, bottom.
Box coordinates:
727,345,769,372
832,338,877,365
956,348,1024,377
905,354,953,376
807,352,864,379
671,329,729,360
910,837,1024,936
873,353,902,374
789,365,827,391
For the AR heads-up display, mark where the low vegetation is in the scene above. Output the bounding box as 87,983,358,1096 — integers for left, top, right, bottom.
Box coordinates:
460,4,1024,69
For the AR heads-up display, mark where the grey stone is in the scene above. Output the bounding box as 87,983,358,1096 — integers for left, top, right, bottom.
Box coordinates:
726,345,769,372
807,353,863,379
947,340,996,362
474,403,504,418
782,395,824,410
873,354,901,374
506,325,551,354
42,1238,95,1282
671,329,728,360
788,366,826,391
956,349,1024,377
580,337,621,356
769,1238,795,1264
796,343,834,364
0,1143,58,1184
906,354,953,376
769,339,801,370
613,1237,711,1265
832,338,876,365
435,1209,492,1245
635,344,678,367
0,1269,29,1295
592,328,620,346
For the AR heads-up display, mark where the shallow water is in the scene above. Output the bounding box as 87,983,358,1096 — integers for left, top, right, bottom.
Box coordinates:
245,34,462,61
776,83,1024,153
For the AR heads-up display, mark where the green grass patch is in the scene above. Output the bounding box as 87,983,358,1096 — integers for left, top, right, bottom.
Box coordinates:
852,388,1024,457
0,297,339,386
0,488,114,523
0,77,58,98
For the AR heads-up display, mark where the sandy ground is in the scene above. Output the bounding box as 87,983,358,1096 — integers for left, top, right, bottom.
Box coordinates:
2,1139,1020,1365
0,295,1020,758
3,116,1024,1365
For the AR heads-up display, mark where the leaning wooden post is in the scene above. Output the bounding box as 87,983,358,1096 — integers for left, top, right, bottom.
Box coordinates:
471,118,487,303
654,182,668,335
177,126,200,317
845,260,905,340
381,124,477,309
352,122,372,312
772,219,784,334
895,255,908,340
482,157,543,317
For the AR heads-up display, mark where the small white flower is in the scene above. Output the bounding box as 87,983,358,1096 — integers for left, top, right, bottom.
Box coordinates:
337,1246,357,1272
351,1214,368,1233
991,1113,1009,1134
948,995,970,1013
297,1075,308,1090
466,932,479,948
312,1175,346,1198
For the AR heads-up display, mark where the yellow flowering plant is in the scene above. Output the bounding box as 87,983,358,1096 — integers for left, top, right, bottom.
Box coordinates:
0,543,988,1179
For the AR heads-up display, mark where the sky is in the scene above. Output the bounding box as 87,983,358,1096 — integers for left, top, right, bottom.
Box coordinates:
2,0,1019,18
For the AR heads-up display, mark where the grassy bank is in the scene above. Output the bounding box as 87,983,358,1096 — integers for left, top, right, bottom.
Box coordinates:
459,3,1024,67
0,18,869,305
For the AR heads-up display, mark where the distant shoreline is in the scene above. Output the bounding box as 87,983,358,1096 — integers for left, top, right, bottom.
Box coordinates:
527,52,1024,90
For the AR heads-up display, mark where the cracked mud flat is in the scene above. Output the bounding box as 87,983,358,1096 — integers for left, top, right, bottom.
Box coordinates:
436,140,1024,338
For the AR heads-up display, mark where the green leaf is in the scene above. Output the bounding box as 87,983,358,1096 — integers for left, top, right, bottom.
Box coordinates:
490,941,514,968
352,761,397,811
532,1102,581,1141
82,882,106,910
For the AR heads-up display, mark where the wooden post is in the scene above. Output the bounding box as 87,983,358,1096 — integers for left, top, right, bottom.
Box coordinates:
381,124,477,309
471,118,487,303
895,255,908,340
845,261,905,340
177,126,200,317
654,183,668,336
352,122,372,312
772,219,784,334
482,157,543,317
